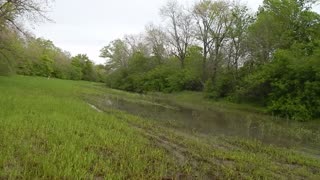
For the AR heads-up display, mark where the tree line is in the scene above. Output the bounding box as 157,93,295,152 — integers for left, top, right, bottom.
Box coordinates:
0,0,106,82
100,0,320,121
0,0,319,121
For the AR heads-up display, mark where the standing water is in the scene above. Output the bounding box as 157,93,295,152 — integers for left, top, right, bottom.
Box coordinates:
90,95,320,157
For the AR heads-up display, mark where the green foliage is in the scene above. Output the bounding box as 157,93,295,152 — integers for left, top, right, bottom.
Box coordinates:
166,69,201,92
228,0,320,120
0,31,105,82
204,79,215,98
95,65,107,83
144,66,188,92
68,54,102,82
70,56,83,80
237,48,320,120
100,39,130,69
16,59,33,76
107,60,202,93
204,69,237,99
82,60,97,81
142,65,173,92
0,59,13,76
32,54,54,77
52,62,71,80
267,48,320,120
0,29,23,75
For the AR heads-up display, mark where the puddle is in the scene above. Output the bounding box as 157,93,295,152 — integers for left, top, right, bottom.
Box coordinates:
93,95,320,155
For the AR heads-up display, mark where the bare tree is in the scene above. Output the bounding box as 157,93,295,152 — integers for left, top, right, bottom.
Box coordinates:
145,23,168,64
124,33,151,57
0,0,52,33
193,0,235,82
160,0,194,68
193,0,216,80
226,2,252,76
206,0,232,81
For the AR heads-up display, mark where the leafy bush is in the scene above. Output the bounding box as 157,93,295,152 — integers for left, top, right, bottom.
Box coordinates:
142,66,172,92
0,60,13,76
204,69,237,99
235,48,320,121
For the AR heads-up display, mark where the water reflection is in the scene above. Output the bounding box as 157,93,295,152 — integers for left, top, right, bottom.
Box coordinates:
102,96,319,151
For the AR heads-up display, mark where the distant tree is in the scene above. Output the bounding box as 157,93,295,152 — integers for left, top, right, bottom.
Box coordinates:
100,39,131,70
160,0,194,68
193,0,216,80
37,54,53,77
124,34,151,57
82,59,97,81
206,0,233,82
0,29,23,75
193,0,236,82
145,24,168,64
71,54,97,81
52,49,72,79
95,64,107,82
226,3,252,76
70,54,85,80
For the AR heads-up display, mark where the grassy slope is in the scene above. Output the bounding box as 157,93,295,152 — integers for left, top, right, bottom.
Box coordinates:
0,76,319,179
0,76,175,179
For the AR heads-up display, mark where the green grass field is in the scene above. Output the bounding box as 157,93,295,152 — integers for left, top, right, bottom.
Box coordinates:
0,76,319,179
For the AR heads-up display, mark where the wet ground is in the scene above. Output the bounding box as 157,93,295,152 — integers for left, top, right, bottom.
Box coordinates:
83,91,320,178
90,94,320,154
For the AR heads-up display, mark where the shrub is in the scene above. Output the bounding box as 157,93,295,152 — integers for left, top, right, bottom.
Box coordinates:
0,60,13,76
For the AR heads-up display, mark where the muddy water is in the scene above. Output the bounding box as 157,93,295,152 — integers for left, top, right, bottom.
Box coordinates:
101,96,320,152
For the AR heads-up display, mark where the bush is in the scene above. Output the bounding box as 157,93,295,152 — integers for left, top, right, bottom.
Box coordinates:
268,96,312,121
142,66,175,92
204,69,237,100
0,60,13,76
235,48,320,121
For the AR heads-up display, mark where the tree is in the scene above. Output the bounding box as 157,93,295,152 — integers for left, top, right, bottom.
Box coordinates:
82,59,97,81
193,0,235,82
193,0,216,80
160,0,194,68
0,0,52,75
71,54,97,81
226,3,252,77
98,0,320,121
206,0,232,82
52,49,72,79
145,24,168,64
100,39,131,70
70,55,84,80
125,33,151,57
247,0,320,66
95,64,107,82
0,0,52,32
235,0,320,120
0,28,23,75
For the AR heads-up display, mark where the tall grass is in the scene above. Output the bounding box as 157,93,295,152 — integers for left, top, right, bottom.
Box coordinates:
0,76,174,179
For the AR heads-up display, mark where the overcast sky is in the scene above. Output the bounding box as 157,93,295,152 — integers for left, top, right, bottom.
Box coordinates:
31,0,320,64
